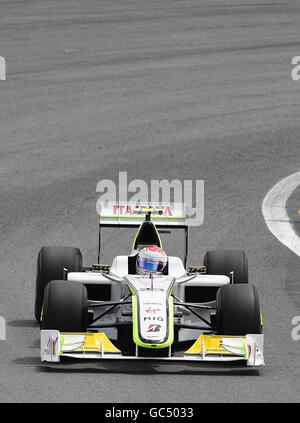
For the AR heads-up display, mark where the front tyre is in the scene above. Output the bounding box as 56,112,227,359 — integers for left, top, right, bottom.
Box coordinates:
42,280,88,332
216,284,262,335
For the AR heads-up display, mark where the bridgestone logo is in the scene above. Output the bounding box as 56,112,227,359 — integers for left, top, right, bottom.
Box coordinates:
0,316,6,341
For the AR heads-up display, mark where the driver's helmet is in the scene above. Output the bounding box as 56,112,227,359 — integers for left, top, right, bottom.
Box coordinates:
136,245,167,275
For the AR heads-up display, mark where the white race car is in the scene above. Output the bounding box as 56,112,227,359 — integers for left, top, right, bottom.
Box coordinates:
36,203,264,366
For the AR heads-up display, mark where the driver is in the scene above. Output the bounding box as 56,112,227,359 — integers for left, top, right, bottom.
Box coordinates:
136,245,167,275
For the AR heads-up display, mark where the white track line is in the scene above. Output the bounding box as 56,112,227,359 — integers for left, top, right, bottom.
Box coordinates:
262,171,300,257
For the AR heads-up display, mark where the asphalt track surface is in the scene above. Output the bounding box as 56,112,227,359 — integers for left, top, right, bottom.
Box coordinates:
1,0,300,403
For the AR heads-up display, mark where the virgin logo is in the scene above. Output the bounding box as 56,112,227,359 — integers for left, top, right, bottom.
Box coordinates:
145,307,160,314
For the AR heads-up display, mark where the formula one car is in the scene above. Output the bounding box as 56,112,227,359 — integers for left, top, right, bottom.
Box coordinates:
36,203,264,366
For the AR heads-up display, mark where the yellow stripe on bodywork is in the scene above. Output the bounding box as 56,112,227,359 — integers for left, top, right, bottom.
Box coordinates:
61,332,121,354
185,335,246,356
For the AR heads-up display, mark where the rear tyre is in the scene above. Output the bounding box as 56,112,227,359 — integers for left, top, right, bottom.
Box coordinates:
216,284,262,335
35,246,82,321
203,249,248,284
41,280,88,332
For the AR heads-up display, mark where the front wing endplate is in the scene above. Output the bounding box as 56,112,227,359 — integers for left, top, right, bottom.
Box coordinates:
41,330,121,362
185,334,264,366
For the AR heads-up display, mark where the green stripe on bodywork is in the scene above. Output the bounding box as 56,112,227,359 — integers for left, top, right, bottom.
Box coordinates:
59,335,65,356
243,337,248,359
132,294,140,346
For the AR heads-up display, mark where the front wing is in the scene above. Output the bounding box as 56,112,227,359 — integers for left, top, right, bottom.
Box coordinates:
41,330,264,366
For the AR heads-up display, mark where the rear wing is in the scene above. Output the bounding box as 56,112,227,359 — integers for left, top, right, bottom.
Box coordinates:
97,202,189,266
98,202,188,228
